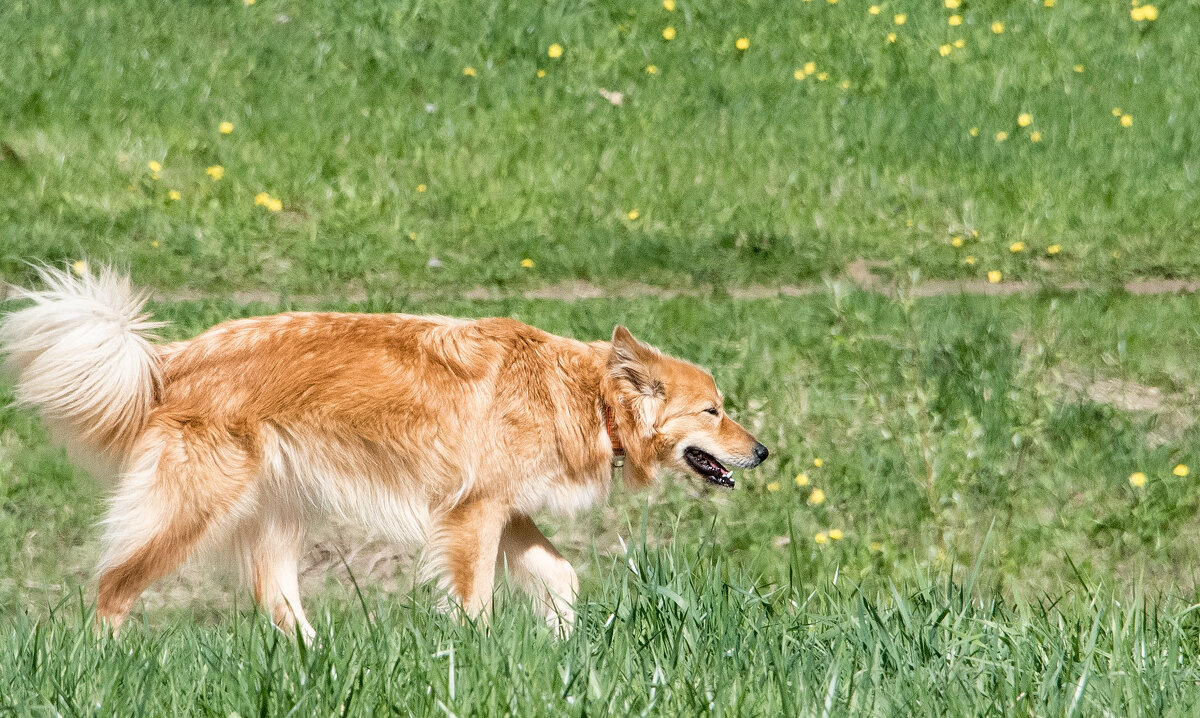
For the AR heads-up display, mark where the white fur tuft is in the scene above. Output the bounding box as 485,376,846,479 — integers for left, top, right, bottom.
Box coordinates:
1,264,165,476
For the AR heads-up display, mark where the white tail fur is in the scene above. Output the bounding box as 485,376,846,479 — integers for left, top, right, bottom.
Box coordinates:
0,264,164,476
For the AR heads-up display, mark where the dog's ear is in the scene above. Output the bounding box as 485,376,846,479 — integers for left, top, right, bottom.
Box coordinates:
609,326,664,434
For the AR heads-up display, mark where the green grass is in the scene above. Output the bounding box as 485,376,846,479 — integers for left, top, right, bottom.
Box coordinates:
6,290,1200,713
3,0,1200,293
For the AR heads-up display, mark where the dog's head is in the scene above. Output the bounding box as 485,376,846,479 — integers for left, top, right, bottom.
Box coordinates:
604,326,768,489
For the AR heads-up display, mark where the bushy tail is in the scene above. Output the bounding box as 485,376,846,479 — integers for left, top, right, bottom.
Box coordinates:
1,264,165,473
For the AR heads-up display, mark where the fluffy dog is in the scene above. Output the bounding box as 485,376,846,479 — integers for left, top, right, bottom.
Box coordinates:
1,266,768,638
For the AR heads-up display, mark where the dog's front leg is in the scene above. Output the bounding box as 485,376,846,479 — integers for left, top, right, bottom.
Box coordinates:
497,514,579,637
439,499,508,624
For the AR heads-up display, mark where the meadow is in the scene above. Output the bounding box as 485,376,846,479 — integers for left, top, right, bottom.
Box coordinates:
4,0,1200,714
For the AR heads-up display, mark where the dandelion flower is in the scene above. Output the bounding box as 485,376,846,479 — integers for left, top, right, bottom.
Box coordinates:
794,68,805,80
887,32,897,42
151,240,160,248
840,79,850,89
1174,464,1189,477
948,14,962,26
816,72,829,81
219,121,234,134
987,270,1002,283
814,458,823,467
869,5,880,14
969,126,979,137
1010,241,1025,252
894,13,906,24
407,231,418,241
1030,131,1043,142
1141,5,1158,20
662,26,676,40
462,66,477,77
808,488,826,505
804,61,817,75
537,69,546,78
965,255,976,265
1073,64,1084,73
953,38,965,48
814,532,828,544
521,258,535,268
168,189,181,201
1112,107,1122,117
416,183,427,193
951,236,963,247
735,37,750,51
1047,244,1061,254
547,43,563,58
206,165,224,180
254,192,271,206
71,260,89,276
829,529,844,540
646,64,658,74
939,44,951,57
266,198,282,212
663,0,675,10
991,21,1005,33
945,0,960,7
869,541,884,552
1129,471,1147,487
1120,114,1133,128
148,160,162,173
995,130,1008,141
795,473,810,487
1018,112,1032,127
627,209,640,220
767,481,781,492
244,0,254,5
1044,0,1055,6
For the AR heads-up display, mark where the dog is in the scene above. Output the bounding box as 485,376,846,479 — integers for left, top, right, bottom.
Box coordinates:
0,265,768,638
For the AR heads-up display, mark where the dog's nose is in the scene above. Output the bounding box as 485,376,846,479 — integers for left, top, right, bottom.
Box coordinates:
752,443,769,464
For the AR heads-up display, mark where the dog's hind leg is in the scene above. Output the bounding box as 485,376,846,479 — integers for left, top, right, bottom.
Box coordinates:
497,514,579,637
95,422,256,634
236,516,314,641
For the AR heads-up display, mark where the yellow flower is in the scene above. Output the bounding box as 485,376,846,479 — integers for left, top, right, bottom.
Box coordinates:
951,236,963,247
266,198,282,212
537,69,546,78
1044,0,1055,6
995,130,1008,141
219,121,234,134
869,541,884,552
148,160,162,173
547,43,563,59
1047,244,1061,254
814,532,828,544
840,79,850,89
416,183,427,193
168,189,181,201
663,0,675,10
243,0,254,5
794,68,805,80
827,0,838,4
646,65,658,74
816,72,829,81
1129,471,1147,487
795,473,810,487
151,240,160,248
808,488,826,505
463,66,477,77
1009,241,1025,252
627,209,640,220
894,13,906,24
1030,131,1043,142
735,37,750,51
521,258,535,268
1120,114,1133,128
991,21,1005,33
71,260,89,276
965,255,976,265
869,5,880,14
1174,464,1189,477
813,457,823,467
1141,5,1158,20
829,529,844,540
886,32,897,43
1017,112,1032,127
948,14,962,26
1074,64,1084,73
987,270,1002,283
969,126,979,137
945,0,960,7
804,61,817,75
1112,107,1122,117
953,38,965,48
766,481,781,492
662,26,676,40
939,44,951,57
206,165,224,180
407,231,418,241
254,191,271,206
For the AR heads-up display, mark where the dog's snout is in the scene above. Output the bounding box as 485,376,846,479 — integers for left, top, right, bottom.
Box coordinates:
751,443,769,465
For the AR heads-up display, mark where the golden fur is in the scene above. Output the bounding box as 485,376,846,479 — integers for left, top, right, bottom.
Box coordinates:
1,266,767,637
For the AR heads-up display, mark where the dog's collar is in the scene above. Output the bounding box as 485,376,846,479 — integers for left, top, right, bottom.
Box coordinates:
604,402,625,468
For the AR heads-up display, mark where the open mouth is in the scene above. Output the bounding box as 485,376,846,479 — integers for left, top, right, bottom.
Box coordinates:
684,447,734,488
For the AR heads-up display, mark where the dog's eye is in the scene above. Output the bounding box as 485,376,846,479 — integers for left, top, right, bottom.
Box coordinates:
704,407,719,416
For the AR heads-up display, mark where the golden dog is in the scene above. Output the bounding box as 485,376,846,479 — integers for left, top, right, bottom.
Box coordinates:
1,266,767,637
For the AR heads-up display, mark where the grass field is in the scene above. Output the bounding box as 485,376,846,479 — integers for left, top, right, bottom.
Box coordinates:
6,0,1200,714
